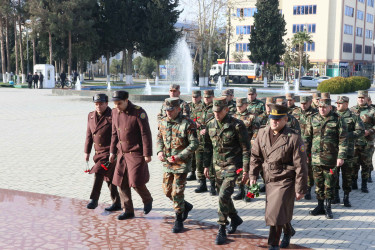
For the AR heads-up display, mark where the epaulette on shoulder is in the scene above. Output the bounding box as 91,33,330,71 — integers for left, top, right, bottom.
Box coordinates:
134,105,141,110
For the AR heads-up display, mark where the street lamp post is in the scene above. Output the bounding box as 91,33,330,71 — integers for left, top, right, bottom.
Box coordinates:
26,29,29,76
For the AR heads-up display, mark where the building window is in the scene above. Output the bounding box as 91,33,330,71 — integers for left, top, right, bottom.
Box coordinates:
292,24,316,33
357,10,364,20
366,29,373,38
344,24,354,35
365,45,372,54
343,43,352,53
304,42,316,52
237,8,257,17
236,43,250,52
236,25,251,35
359,0,365,3
293,5,317,15
345,6,354,17
367,13,374,23
356,27,363,37
368,0,374,7
356,45,363,53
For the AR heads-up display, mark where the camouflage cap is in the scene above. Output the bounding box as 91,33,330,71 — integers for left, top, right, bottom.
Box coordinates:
276,98,287,106
213,97,228,112
265,97,275,104
164,97,180,111
222,89,234,96
312,92,321,100
236,97,248,107
93,93,108,103
248,87,256,94
336,96,349,104
169,84,180,91
268,104,288,119
321,92,331,99
112,91,129,101
192,90,201,98
358,90,369,98
300,96,312,104
318,99,331,107
204,89,214,98
285,93,295,100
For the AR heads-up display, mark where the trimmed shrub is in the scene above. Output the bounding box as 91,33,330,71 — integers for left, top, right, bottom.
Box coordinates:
349,76,371,91
317,76,371,94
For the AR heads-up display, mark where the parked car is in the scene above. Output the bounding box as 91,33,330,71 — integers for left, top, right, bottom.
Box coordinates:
316,76,331,84
299,76,319,87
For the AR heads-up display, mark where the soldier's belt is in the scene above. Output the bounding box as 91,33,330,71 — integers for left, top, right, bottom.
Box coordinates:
267,162,296,171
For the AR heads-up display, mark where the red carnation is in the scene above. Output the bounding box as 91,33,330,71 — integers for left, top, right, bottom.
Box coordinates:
236,168,243,175
330,169,334,175
84,170,90,173
171,156,176,162
246,192,255,199
101,164,108,170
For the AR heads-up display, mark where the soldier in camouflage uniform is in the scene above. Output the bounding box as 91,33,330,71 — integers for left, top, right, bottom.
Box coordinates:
286,93,299,115
157,84,190,121
305,98,348,219
222,89,236,115
204,97,250,245
187,90,204,181
259,97,275,127
247,87,265,115
157,98,199,233
270,98,301,134
311,92,321,109
321,92,337,112
333,96,365,207
366,97,374,183
292,96,317,200
195,90,217,195
350,90,375,193
232,97,260,201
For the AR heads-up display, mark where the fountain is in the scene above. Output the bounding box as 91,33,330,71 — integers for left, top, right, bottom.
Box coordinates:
217,76,223,91
145,79,151,95
294,79,300,94
75,77,81,90
283,81,289,93
107,81,111,90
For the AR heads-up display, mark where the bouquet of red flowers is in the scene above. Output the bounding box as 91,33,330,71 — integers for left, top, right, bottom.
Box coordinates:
245,183,260,201
83,161,91,173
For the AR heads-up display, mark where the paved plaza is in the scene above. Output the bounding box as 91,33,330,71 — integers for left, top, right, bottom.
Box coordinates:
0,88,375,249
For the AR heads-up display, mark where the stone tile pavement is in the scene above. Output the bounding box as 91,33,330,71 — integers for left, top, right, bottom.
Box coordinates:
0,88,374,249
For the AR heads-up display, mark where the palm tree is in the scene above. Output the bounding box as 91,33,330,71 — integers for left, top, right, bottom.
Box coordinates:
292,31,313,84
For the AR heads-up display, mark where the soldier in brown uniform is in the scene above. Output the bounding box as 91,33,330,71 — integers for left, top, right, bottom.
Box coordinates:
110,91,153,220
250,104,308,250
84,94,121,211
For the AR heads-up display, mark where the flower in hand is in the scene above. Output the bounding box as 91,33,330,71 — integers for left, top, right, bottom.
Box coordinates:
101,161,111,171
236,168,243,175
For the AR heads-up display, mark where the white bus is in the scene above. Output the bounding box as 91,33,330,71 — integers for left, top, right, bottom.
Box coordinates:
209,62,261,84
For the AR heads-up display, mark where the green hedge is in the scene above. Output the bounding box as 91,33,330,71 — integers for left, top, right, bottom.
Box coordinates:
317,76,371,94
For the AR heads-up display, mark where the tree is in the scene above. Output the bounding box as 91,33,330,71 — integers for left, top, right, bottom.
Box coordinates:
249,0,286,81
292,31,313,83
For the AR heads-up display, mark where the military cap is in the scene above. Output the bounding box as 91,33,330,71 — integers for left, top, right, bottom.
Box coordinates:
164,97,180,111
300,96,311,104
268,104,288,119
312,92,321,100
248,87,256,94
285,93,295,100
170,84,180,91
276,98,287,106
112,91,129,101
236,97,248,107
93,93,108,103
321,92,331,99
213,97,228,112
358,90,369,98
192,90,201,98
222,89,234,96
336,96,349,104
204,89,214,98
265,97,275,104
318,99,331,107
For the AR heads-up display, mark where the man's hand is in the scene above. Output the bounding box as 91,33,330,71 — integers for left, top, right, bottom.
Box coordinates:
204,168,210,179
167,155,180,163
337,158,344,167
250,179,257,186
144,156,152,163
296,192,304,201
109,153,115,163
196,122,201,128
157,152,165,162
365,130,370,137
241,171,249,184
200,129,206,136
84,153,90,162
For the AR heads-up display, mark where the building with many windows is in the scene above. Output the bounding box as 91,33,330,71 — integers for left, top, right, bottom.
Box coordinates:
229,0,375,78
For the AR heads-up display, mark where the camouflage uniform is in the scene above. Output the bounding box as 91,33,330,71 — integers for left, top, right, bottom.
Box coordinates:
204,97,250,226
157,98,199,215
158,98,190,121
286,93,299,115
222,89,236,116
259,97,275,127
247,87,265,115
311,92,321,110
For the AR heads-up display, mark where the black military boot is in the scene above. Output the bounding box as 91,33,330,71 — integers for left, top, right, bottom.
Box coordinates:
105,202,122,212
172,213,184,233
259,185,266,193
332,189,340,204
143,200,153,214
279,226,296,248
361,179,369,193
86,199,98,209
309,199,325,216
304,187,312,200
209,180,217,196
368,173,373,183
325,199,333,219
195,179,208,193
343,192,351,207
215,225,227,245
233,185,245,200
352,179,358,190
182,201,193,221
186,171,196,181
227,214,243,234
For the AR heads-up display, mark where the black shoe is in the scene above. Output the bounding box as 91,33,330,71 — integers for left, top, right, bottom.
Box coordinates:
117,212,135,220
361,179,369,193
343,193,351,207
352,179,358,190
325,199,333,219
332,189,340,204
105,203,122,212
186,171,196,181
368,175,373,183
233,185,245,200
309,199,325,216
172,213,184,233
215,225,227,245
182,201,193,221
143,201,153,214
210,180,217,196
279,227,296,248
195,179,208,193
86,199,98,209
304,187,312,200
227,215,243,234
268,245,280,250
260,185,266,193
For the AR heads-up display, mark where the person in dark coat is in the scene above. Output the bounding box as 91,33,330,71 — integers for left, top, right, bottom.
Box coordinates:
250,104,308,250
110,91,153,220
84,94,121,211
27,72,33,89
60,72,66,88
39,72,44,89
32,72,39,89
